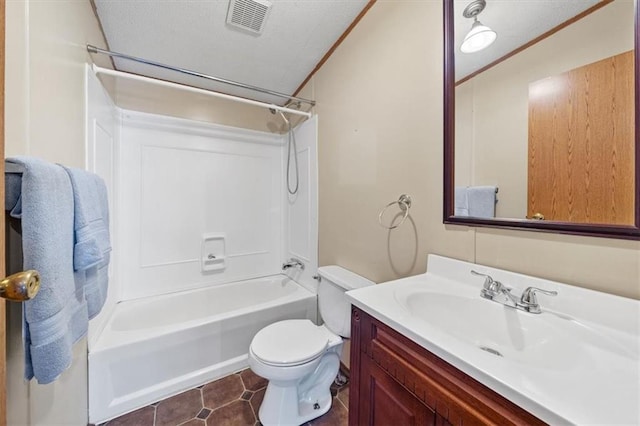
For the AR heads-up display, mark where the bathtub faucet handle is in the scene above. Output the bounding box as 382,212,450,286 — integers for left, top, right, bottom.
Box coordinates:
282,257,305,271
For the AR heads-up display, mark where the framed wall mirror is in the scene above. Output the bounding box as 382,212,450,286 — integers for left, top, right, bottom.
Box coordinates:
443,0,640,239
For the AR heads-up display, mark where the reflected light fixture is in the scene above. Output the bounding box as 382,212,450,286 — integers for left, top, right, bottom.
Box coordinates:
461,0,496,53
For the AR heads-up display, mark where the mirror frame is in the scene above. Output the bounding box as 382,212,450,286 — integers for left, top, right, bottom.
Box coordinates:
443,0,640,240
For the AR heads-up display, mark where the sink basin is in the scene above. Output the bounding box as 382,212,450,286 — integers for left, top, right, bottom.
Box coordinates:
394,290,580,369
347,255,640,425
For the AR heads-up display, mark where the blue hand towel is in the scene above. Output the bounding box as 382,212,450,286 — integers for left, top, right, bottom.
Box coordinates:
467,185,497,218
62,167,111,318
5,156,89,384
61,167,112,271
454,187,469,216
78,254,110,320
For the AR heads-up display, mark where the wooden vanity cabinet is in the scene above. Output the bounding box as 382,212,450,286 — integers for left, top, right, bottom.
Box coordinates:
349,307,546,426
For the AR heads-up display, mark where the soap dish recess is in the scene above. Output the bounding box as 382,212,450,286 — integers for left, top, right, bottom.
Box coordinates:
202,233,226,272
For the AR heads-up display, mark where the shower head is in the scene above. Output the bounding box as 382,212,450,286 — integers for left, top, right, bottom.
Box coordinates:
278,110,290,126
270,107,290,126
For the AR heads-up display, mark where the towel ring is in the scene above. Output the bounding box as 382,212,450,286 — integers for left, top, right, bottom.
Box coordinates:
378,194,412,230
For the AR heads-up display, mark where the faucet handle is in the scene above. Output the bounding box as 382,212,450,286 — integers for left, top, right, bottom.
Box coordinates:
471,270,501,291
520,287,558,306
291,257,304,270
282,257,305,271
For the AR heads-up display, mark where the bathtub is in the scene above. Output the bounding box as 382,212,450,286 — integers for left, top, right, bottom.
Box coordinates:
88,275,317,424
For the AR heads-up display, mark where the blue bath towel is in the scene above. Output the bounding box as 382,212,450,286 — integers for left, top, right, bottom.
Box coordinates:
5,156,89,384
62,167,111,318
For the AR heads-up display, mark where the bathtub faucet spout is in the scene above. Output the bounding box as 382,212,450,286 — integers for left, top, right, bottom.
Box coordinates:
282,258,305,271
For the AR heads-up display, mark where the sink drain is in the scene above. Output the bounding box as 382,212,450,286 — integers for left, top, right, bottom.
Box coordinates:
479,346,503,357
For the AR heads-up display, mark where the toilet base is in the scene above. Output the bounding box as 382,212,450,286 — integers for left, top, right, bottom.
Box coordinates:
257,352,340,426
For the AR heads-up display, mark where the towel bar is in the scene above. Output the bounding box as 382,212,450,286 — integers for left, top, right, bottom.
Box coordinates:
5,163,25,174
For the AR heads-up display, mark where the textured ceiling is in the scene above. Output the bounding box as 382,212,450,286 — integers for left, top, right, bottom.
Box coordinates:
454,0,608,81
94,0,369,105
95,1,622,101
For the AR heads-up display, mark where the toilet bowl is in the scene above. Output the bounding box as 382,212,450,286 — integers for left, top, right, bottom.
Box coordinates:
248,320,343,425
248,265,374,426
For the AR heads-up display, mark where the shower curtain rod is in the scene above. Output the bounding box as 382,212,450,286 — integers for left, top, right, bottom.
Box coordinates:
87,45,315,108
92,65,313,118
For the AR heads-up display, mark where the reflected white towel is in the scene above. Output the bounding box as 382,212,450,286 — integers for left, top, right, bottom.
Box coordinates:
467,186,496,218
454,187,469,216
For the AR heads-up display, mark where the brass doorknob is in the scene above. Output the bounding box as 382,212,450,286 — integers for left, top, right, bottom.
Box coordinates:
0,270,40,301
531,213,545,220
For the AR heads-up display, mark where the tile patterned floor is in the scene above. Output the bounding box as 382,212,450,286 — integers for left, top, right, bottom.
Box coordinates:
101,368,349,426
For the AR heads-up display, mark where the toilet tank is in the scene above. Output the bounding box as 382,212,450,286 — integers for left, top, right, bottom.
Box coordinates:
317,266,374,338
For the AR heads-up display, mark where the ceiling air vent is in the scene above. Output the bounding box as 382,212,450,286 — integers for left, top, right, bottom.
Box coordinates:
226,0,272,35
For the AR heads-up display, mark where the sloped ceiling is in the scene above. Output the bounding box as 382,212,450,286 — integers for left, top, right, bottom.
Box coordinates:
94,0,370,105
94,0,618,102
454,0,605,81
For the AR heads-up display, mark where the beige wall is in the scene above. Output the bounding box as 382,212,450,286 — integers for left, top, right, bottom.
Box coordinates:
5,0,109,424
309,0,476,285
456,1,634,218
304,0,640,300
5,0,112,164
113,77,293,134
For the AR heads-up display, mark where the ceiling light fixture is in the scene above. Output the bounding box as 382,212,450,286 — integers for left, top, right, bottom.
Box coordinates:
460,0,496,53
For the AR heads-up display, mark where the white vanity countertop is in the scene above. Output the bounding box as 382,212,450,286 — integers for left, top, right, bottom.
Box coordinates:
346,255,640,425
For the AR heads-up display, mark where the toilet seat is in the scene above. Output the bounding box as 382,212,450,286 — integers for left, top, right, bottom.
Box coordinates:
251,319,331,366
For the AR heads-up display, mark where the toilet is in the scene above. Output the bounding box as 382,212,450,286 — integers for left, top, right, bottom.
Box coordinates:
248,265,374,426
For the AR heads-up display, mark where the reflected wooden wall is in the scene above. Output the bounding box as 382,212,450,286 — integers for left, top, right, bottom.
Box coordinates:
528,50,634,224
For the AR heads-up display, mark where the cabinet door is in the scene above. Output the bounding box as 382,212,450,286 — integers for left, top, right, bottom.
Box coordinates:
359,356,446,426
351,308,545,426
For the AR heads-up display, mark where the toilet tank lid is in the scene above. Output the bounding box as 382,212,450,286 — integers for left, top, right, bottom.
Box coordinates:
317,265,375,290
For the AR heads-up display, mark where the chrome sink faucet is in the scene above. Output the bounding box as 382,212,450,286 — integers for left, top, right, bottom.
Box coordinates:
472,270,519,307
471,270,557,314
519,287,558,314
282,257,305,271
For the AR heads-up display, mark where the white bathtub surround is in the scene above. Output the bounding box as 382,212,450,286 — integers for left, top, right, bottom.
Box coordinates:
347,255,640,425
85,67,119,349
248,266,373,425
117,111,285,300
282,116,319,294
85,67,320,424
89,275,316,424
201,233,226,272
114,110,318,299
